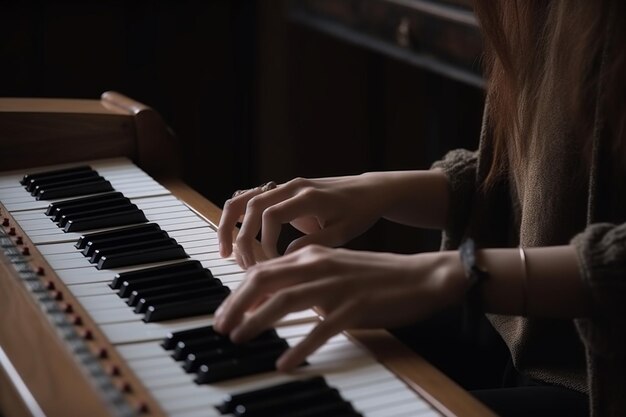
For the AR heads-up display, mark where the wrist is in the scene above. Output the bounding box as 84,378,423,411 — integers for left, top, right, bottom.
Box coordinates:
427,251,469,306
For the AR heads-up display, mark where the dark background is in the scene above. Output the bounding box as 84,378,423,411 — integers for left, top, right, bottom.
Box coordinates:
0,0,484,256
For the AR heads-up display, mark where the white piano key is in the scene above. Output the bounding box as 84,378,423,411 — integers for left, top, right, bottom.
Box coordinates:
169,409,220,417
217,272,245,284
101,315,214,344
56,259,196,285
87,307,141,324
367,402,439,417
36,242,79,255
199,263,242,276
116,341,165,361
194,251,224,263
42,251,86,262
168,227,217,239
67,282,114,297
354,389,420,410
77,294,130,311
179,238,218,249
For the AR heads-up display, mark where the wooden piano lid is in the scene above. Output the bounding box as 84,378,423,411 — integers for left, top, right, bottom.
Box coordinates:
0,91,181,179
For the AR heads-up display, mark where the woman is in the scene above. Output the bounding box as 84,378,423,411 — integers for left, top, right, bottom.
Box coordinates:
214,2,625,416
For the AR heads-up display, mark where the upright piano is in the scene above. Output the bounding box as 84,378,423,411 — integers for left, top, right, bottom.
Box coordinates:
0,92,495,417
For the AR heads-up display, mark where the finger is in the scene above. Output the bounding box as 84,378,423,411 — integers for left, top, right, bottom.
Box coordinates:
284,224,349,254
231,244,246,269
261,195,326,261
215,260,314,334
235,186,296,268
218,188,263,258
276,301,357,371
290,216,322,234
230,280,331,343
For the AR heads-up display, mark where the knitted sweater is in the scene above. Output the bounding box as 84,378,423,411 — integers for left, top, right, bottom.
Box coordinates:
432,103,626,416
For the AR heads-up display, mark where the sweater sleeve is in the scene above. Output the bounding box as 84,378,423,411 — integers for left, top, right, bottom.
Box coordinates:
431,149,478,249
571,223,626,417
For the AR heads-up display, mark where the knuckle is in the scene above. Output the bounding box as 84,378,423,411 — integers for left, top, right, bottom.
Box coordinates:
299,187,320,199
289,177,309,189
246,266,267,286
304,244,326,257
262,206,278,222
246,196,262,212
299,245,331,267
235,234,251,247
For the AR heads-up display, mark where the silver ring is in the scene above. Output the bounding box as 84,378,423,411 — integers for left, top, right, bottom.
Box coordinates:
259,181,277,193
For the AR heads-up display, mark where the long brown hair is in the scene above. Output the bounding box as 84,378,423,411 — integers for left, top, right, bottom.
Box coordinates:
473,1,626,186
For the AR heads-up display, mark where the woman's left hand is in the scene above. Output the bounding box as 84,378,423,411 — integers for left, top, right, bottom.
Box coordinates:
213,245,467,371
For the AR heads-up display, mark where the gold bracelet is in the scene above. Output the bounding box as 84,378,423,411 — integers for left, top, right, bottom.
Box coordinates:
519,247,529,317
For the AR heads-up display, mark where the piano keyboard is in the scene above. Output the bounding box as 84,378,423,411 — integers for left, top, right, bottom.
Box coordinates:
0,158,443,417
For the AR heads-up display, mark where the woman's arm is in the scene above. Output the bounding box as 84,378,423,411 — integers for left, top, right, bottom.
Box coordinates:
467,246,590,317
214,244,591,371
368,169,450,230
218,169,452,268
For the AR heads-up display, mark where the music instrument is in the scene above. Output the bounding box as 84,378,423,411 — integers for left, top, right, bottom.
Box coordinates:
0,92,495,417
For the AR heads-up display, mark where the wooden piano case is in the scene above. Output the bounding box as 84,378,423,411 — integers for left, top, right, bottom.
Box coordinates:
0,92,495,417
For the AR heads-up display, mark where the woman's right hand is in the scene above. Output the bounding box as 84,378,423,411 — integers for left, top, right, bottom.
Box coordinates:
218,173,401,269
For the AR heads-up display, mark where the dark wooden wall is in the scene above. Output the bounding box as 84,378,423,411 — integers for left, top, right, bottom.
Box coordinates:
0,0,484,254
254,1,484,253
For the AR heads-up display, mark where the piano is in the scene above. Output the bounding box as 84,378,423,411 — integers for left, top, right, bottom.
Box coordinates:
0,92,495,417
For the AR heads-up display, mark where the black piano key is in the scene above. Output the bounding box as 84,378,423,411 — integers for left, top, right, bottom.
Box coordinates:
184,338,288,373
21,165,92,185
65,207,147,232
26,170,100,193
275,403,363,417
135,286,230,314
232,387,343,417
135,285,230,314
110,260,203,289
171,329,279,360
59,202,136,228
37,178,114,200
217,376,327,414
97,242,187,269
173,335,226,360
52,196,131,222
194,349,287,384
90,235,174,264
84,230,168,258
124,276,219,306
34,175,107,196
142,295,227,322
76,223,161,249
240,400,363,417
162,325,218,350
46,192,124,216
124,273,220,303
